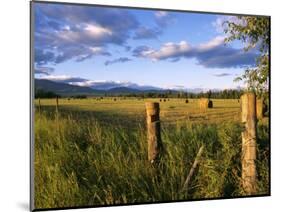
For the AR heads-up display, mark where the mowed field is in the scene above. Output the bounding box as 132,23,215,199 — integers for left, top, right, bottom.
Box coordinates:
34,98,269,209
35,98,242,126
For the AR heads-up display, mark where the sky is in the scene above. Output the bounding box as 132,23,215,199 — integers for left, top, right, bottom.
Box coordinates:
33,2,259,90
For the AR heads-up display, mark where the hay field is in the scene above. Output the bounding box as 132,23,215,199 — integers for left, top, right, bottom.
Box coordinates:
35,98,242,126
34,98,269,209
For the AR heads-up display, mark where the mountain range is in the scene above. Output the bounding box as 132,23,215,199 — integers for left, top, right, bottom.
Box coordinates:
35,78,226,96
35,79,167,95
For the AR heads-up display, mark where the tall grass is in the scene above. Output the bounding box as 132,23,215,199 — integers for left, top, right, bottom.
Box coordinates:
34,106,269,209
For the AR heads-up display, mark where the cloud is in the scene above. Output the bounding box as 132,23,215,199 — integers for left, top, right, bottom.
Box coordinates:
133,36,258,68
34,48,56,65
37,74,162,90
84,24,113,38
72,80,137,89
54,46,111,64
34,66,54,75
34,3,139,66
212,15,245,33
131,11,175,41
133,41,192,61
37,75,138,89
104,57,132,66
39,75,88,84
155,11,176,28
212,73,232,77
155,11,168,18
133,27,162,40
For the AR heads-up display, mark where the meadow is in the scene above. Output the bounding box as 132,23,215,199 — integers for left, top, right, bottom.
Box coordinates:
34,98,269,209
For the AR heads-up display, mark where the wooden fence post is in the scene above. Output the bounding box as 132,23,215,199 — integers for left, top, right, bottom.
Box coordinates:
241,92,257,195
145,102,162,164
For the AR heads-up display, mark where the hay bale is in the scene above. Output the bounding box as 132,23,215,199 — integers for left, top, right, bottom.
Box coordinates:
163,99,166,102
208,100,213,108
199,98,213,110
185,99,189,103
160,99,162,102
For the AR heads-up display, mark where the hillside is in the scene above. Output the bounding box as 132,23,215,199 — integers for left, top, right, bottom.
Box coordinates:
35,79,98,95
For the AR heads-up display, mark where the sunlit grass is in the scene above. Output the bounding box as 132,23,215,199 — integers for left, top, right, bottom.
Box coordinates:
34,98,269,209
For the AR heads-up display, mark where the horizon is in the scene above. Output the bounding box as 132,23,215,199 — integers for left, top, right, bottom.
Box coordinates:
34,2,259,90
35,78,245,93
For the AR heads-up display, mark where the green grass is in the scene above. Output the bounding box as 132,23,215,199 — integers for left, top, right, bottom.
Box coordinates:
34,98,269,209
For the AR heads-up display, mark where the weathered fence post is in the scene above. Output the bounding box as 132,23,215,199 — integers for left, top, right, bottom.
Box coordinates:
145,102,162,164
241,92,257,195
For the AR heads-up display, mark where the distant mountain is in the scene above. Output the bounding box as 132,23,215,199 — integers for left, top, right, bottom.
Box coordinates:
35,79,98,95
84,81,161,91
107,87,142,94
35,78,233,96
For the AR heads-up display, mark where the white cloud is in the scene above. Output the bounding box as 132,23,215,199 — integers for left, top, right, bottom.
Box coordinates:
34,66,54,75
197,36,225,51
84,24,113,38
35,4,139,65
56,24,113,43
155,11,168,18
89,47,103,53
136,41,192,61
72,80,134,88
162,84,186,90
212,15,244,33
133,36,258,68
38,75,76,81
155,11,175,27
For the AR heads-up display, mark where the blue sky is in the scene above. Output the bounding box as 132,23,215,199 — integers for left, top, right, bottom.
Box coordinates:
33,2,259,90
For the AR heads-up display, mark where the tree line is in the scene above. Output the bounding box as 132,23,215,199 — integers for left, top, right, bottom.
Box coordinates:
107,89,245,99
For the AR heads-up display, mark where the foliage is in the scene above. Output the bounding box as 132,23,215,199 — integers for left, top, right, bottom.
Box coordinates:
35,89,60,99
114,89,243,99
224,16,270,97
71,95,88,99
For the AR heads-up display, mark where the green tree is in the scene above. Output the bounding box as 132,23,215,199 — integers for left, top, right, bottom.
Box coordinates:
224,16,270,97
207,90,212,99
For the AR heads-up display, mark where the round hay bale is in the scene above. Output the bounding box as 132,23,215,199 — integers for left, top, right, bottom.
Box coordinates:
163,99,166,102
199,98,213,110
208,100,213,108
160,99,162,102
185,99,189,103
